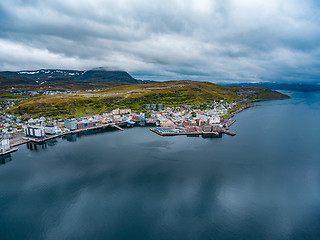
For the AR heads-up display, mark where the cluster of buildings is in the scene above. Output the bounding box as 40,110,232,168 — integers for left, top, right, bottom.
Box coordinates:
147,100,237,134
22,108,145,139
0,100,15,112
0,134,11,154
146,103,162,111
0,114,22,134
1,99,238,143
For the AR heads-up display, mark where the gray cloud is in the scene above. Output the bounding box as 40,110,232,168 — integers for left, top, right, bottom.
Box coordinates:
0,0,320,82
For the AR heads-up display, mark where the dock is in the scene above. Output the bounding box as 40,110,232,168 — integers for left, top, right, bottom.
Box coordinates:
28,122,127,143
2,121,128,154
1,120,236,156
225,119,236,127
11,138,30,148
113,125,124,131
150,128,200,136
0,148,18,156
221,129,236,136
150,128,223,138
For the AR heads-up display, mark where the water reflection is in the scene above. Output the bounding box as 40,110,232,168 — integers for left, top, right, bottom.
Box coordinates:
65,133,77,142
0,154,12,165
0,91,320,239
46,139,58,147
27,142,47,151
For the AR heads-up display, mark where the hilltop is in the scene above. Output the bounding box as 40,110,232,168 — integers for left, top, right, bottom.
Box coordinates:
8,80,289,119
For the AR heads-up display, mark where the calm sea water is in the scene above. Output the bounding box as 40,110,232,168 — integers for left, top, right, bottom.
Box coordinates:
1,91,320,240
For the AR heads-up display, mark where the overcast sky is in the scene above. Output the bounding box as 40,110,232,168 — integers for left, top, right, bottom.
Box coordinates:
0,0,320,82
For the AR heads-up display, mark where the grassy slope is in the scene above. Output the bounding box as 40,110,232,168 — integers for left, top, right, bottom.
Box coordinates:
7,81,289,119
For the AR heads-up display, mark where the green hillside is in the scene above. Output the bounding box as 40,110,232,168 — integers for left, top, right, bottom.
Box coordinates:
8,80,289,119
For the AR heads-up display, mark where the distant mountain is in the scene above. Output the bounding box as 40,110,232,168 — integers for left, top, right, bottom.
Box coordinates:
225,82,320,92
0,68,139,87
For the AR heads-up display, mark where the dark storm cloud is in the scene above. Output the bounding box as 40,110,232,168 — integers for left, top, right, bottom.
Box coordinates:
0,0,320,82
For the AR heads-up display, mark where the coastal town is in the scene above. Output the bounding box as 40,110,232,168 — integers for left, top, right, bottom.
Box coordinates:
0,99,243,156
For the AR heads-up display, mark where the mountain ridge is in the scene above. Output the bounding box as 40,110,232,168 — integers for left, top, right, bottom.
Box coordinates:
0,68,139,86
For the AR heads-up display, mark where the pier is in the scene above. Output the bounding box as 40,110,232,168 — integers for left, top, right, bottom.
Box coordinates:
1,120,236,156
150,128,201,136
28,122,127,144
0,147,18,156
2,121,128,154
113,125,124,131
150,128,225,138
224,119,236,128
221,129,236,136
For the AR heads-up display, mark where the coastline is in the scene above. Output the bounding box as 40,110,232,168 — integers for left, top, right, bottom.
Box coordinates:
5,122,129,151
1,99,278,155
6,105,252,149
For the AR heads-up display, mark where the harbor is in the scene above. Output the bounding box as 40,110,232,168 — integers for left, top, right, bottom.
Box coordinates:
27,123,124,144
1,118,237,156
1,122,129,156
27,123,126,144
1,104,240,155
150,127,236,137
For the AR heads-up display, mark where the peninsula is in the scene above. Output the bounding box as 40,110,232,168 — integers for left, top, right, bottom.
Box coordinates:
1,75,289,155
4,79,288,119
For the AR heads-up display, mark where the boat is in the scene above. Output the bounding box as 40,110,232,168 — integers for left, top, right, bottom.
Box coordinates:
126,121,135,127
